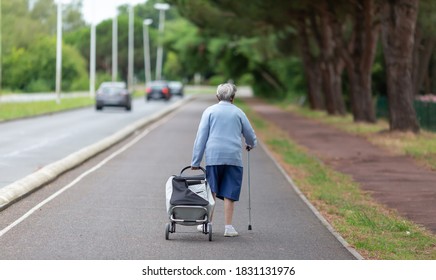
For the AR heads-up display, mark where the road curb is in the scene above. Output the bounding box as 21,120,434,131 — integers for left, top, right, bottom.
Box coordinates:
258,141,365,260
0,96,194,211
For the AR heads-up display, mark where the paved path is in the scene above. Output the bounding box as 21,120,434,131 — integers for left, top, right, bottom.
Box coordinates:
0,95,357,259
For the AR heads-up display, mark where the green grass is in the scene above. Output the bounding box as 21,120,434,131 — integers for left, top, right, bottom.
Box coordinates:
236,99,436,259
0,97,95,122
0,90,146,122
186,86,217,95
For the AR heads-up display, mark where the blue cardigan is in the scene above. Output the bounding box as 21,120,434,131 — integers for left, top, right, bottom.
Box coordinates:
191,101,257,167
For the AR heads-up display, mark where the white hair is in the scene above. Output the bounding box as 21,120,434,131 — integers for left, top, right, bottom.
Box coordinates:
216,83,237,101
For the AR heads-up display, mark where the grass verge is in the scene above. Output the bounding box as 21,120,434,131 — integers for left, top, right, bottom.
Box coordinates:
237,99,436,260
0,90,145,122
0,97,94,122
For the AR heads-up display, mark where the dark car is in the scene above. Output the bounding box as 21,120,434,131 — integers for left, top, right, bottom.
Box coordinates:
168,81,184,97
145,80,171,101
95,82,131,111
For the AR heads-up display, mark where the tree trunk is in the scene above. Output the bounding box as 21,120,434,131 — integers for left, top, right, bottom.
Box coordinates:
380,0,420,133
296,16,325,110
414,35,436,95
350,0,379,123
432,54,436,93
333,58,346,115
320,62,337,115
412,26,422,96
317,4,346,115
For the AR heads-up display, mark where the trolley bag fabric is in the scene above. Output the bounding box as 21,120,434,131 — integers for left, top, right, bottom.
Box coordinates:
165,174,215,215
170,176,209,206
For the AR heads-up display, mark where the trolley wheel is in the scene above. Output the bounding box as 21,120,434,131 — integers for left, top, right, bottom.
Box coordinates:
171,223,176,233
208,223,212,241
165,223,170,240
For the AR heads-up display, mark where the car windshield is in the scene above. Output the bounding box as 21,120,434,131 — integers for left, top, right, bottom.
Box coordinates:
100,87,123,95
148,82,167,88
169,82,182,88
100,82,126,89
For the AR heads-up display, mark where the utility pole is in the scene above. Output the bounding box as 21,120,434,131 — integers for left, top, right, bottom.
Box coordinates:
128,5,134,90
143,19,153,84
55,0,63,103
90,23,96,97
154,3,170,81
112,15,118,82
0,0,3,95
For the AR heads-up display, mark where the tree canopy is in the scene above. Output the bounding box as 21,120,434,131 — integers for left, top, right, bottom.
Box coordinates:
2,0,436,132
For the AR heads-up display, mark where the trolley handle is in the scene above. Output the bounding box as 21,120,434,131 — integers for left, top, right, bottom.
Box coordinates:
180,166,206,175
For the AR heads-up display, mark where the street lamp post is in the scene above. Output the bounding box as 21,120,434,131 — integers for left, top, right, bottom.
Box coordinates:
90,23,96,98
112,15,118,82
143,19,153,85
127,5,134,90
0,0,3,95
55,0,63,103
89,0,97,98
154,3,170,81
0,0,2,95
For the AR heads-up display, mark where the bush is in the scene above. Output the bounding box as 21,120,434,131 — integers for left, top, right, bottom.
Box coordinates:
25,79,51,92
208,75,227,86
2,36,89,92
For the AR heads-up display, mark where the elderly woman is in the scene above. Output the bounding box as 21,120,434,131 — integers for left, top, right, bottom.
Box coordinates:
191,83,257,237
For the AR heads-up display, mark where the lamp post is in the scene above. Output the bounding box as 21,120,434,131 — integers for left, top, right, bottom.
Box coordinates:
55,0,63,103
90,22,96,97
127,4,134,90
112,14,118,82
0,0,2,95
143,19,153,85
154,3,170,81
89,0,97,98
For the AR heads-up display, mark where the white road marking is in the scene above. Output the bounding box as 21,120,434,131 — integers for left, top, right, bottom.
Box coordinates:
0,113,175,238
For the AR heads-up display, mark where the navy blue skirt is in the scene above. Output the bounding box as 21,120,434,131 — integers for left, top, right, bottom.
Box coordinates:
206,165,243,201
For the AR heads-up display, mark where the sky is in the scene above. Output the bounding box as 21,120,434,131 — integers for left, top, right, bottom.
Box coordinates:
81,0,147,24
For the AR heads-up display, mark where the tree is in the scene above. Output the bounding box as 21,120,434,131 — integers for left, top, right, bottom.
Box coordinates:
380,0,420,132
309,2,347,115
63,0,86,32
328,0,380,123
295,13,325,110
412,1,436,95
2,37,87,92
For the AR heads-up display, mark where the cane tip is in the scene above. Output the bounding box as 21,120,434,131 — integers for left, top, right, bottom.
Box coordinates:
248,225,252,230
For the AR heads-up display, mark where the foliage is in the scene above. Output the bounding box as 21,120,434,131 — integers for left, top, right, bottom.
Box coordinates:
2,37,88,92
3,0,436,129
1,0,87,92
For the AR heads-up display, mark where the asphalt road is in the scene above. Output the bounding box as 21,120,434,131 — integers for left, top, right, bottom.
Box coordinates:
0,95,357,259
0,97,183,187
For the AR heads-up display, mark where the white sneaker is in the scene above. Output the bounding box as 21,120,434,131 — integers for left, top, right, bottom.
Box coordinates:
224,226,238,237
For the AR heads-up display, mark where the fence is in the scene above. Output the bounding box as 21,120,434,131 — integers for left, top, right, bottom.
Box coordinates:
376,96,436,132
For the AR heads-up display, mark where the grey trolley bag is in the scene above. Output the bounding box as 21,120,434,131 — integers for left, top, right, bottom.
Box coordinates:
165,166,215,241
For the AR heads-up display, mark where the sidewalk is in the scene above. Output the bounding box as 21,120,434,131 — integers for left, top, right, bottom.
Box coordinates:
245,98,436,234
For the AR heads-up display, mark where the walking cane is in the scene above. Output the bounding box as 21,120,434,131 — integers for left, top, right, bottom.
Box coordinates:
247,148,252,230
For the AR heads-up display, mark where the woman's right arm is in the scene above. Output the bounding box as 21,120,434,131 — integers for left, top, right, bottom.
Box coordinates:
191,110,210,167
